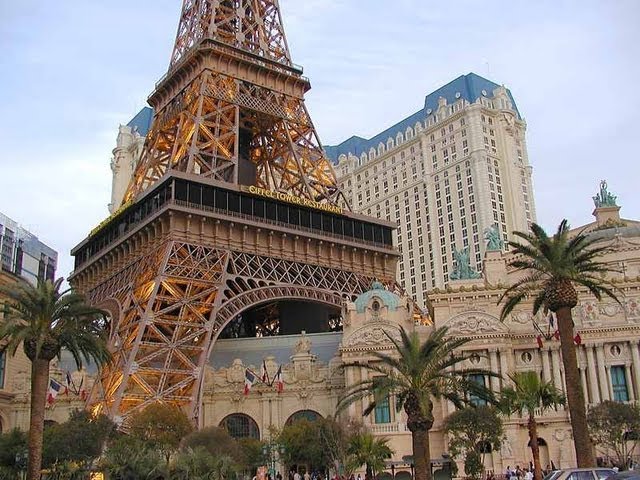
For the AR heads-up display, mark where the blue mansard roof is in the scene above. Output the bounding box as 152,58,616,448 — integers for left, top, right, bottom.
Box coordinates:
127,106,153,136
324,72,520,163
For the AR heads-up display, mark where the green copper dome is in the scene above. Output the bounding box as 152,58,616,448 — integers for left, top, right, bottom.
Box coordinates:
355,282,400,313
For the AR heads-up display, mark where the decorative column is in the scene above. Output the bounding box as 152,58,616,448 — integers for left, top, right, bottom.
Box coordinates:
541,348,552,383
586,344,601,404
630,340,640,399
551,348,564,393
489,348,500,392
595,343,610,401
580,367,589,404
625,362,635,402
499,347,512,387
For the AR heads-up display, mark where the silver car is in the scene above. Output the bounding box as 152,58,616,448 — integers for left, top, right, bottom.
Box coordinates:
543,468,617,480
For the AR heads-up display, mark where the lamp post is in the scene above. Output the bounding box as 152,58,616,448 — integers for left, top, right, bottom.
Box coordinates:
262,441,286,478
15,449,27,480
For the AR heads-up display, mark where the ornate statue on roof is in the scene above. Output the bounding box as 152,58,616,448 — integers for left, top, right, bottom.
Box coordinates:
483,224,504,251
592,180,618,208
449,247,482,281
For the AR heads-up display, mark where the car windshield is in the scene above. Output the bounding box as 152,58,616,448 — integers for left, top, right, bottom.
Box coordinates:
543,472,562,480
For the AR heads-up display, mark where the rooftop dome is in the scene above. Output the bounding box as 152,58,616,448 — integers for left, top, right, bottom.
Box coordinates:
354,281,400,313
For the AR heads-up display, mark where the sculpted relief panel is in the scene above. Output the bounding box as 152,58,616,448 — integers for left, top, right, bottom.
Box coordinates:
343,324,402,348
445,311,507,336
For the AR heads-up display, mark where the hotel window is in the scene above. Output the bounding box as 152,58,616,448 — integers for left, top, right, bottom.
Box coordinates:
611,366,629,402
468,374,487,406
0,351,5,389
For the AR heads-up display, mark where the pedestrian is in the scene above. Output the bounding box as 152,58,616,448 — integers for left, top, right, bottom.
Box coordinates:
524,469,533,480
294,471,301,480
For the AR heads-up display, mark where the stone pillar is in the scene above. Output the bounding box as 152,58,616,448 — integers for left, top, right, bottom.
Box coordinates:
580,367,589,404
541,348,552,383
596,343,610,401
489,349,500,392
551,348,563,393
499,347,511,388
625,363,635,402
630,340,640,399
586,344,601,404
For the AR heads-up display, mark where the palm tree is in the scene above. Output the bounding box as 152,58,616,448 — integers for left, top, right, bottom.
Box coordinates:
337,326,496,480
498,220,620,467
347,432,393,480
498,372,565,480
0,277,111,480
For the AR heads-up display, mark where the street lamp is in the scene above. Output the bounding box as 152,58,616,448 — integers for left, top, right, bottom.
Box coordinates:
15,449,27,480
262,441,286,478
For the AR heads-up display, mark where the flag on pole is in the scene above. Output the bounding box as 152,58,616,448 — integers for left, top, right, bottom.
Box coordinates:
274,365,284,393
244,369,257,395
47,378,63,405
261,359,269,384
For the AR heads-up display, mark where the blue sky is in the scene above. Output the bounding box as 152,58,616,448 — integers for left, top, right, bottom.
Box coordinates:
0,0,638,279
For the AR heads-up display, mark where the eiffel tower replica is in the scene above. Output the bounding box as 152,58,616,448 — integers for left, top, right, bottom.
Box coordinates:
70,0,399,425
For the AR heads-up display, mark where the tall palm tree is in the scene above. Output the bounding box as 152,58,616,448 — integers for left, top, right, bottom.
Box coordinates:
498,220,620,467
338,326,496,480
347,432,393,480
498,372,565,480
0,277,111,480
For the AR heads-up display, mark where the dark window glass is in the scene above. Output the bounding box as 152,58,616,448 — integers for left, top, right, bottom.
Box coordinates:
374,395,391,424
300,209,311,228
289,208,300,226
344,220,354,236
220,414,260,439
228,192,240,212
254,199,265,218
202,186,214,207
611,366,629,402
215,189,227,210
0,351,5,389
188,183,202,205
468,374,487,406
286,410,322,425
240,196,252,215
277,204,288,223
175,179,188,201
265,201,277,221
311,212,322,229
322,214,332,232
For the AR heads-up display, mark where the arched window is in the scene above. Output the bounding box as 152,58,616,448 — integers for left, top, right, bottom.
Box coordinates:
378,143,385,155
396,132,404,144
527,437,547,447
387,138,395,150
219,414,260,439
286,410,322,425
476,441,492,453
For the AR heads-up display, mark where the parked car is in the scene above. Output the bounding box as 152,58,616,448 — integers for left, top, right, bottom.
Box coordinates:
605,471,640,480
543,468,617,480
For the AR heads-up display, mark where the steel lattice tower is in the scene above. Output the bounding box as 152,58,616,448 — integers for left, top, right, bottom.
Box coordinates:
70,0,400,425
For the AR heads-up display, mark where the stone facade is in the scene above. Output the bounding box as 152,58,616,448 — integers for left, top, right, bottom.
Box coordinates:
329,73,535,309
2,197,639,476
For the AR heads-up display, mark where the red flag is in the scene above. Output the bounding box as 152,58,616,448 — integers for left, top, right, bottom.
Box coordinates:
574,333,582,345
244,369,256,395
47,379,63,405
274,365,284,393
536,335,544,349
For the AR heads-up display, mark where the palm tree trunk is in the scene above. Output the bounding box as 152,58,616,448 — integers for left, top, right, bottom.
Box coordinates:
412,429,431,480
27,358,50,480
556,307,595,467
528,415,542,480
